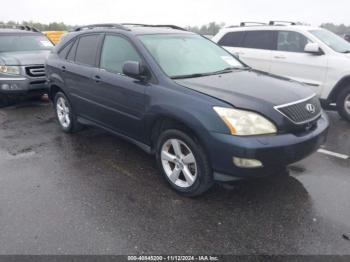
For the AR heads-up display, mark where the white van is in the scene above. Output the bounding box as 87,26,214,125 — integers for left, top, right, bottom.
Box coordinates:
213,21,350,122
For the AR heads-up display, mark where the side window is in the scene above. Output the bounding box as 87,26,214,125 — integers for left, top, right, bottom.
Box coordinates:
218,31,245,47
100,35,142,74
67,40,78,62
58,40,74,59
75,34,101,66
277,31,312,53
242,30,274,50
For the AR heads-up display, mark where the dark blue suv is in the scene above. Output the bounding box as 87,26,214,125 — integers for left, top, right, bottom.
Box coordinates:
46,24,329,196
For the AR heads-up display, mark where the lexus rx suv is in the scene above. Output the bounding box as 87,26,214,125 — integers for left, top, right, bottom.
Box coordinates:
0,26,53,107
213,21,350,122
46,24,329,196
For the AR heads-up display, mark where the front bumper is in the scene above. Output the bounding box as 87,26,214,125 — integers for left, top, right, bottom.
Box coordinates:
207,113,329,181
0,76,48,96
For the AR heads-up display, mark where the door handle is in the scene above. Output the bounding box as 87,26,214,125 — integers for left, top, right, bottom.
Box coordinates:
93,75,101,83
274,55,286,59
61,66,66,72
235,52,245,56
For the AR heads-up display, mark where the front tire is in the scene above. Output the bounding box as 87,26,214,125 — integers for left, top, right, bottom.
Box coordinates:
336,85,350,122
54,92,82,133
156,129,213,197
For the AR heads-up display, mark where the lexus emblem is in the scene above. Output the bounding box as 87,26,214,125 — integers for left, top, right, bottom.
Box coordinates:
306,103,316,114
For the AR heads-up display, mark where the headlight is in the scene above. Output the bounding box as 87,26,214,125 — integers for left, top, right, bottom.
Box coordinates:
214,107,277,136
0,65,21,75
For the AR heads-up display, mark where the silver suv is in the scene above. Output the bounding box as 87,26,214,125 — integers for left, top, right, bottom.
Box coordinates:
0,26,53,107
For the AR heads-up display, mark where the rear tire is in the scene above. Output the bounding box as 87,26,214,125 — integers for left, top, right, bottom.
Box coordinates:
156,129,213,197
336,85,350,122
54,92,82,133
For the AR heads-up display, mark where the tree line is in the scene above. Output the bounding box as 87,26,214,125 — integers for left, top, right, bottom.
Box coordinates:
1,21,350,35
0,21,73,31
320,23,350,35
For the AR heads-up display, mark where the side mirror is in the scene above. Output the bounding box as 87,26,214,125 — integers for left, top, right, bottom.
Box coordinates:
304,43,323,55
122,61,148,81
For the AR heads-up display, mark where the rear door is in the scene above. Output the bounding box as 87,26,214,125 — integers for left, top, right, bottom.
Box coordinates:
88,34,147,141
218,30,274,72
63,33,103,116
269,30,328,94
238,30,274,72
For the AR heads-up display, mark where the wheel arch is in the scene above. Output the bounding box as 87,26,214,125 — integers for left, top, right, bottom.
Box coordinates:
327,75,350,103
48,83,65,101
148,113,210,157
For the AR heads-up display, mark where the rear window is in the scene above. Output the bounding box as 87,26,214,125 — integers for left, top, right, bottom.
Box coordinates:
242,31,274,50
0,34,53,52
218,31,245,47
75,34,101,66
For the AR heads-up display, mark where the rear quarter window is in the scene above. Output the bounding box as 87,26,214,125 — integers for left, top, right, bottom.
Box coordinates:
58,40,75,59
218,31,245,47
67,39,78,61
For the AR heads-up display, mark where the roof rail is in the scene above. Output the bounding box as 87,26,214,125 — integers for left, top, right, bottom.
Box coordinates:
0,24,41,32
74,24,130,32
240,22,267,27
269,21,299,26
122,23,187,31
17,25,41,32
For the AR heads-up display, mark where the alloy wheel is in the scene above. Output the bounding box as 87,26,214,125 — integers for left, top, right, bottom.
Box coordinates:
161,138,198,188
56,97,71,129
344,93,350,115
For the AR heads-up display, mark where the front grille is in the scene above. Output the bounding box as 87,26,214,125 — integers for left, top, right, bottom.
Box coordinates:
275,95,322,124
25,66,45,77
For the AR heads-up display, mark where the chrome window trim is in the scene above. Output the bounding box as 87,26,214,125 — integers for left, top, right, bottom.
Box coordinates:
0,77,27,81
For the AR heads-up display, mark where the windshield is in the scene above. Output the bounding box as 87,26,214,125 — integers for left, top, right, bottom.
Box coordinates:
310,29,350,53
139,34,245,78
0,34,54,52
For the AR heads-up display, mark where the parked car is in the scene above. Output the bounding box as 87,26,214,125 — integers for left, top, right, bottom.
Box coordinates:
0,26,53,107
46,24,329,196
213,21,350,122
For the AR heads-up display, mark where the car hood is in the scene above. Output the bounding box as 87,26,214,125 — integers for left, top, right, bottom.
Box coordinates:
0,50,51,66
175,69,314,110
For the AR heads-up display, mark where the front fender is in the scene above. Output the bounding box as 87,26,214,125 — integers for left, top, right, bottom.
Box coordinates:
143,102,231,157
326,72,350,102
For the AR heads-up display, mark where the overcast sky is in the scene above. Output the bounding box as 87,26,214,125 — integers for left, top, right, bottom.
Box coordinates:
1,0,349,27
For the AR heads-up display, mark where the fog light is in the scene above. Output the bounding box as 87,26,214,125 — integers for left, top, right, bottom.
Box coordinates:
233,157,263,168
1,83,21,90
1,84,10,90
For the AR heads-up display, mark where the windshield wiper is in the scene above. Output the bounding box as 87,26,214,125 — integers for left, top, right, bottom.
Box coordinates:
171,67,249,79
341,50,350,53
171,73,211,79
212,66,249,74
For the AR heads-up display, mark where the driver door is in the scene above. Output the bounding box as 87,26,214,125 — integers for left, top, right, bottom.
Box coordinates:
270,31,328,94
88,34,147,141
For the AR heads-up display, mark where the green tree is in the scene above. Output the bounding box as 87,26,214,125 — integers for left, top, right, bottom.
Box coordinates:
187,22,225,35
